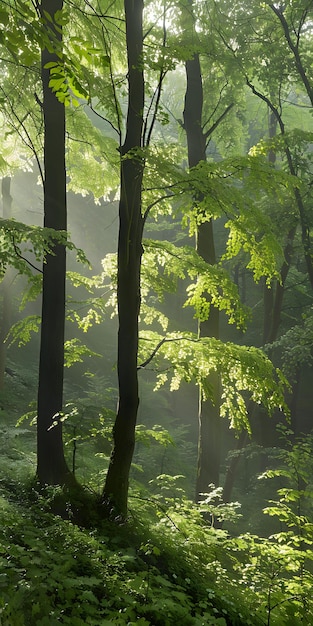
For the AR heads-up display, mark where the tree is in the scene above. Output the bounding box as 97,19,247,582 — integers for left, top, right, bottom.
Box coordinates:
36,0,73,486
0,0,295,514
211,0,313,498
182,0,222,496
103,0,145,516
0,178,13,389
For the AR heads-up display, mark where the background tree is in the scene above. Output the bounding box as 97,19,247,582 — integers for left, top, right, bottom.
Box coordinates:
0,178,13,389
211,0,313,498
0,0,310,521
182,0,222,496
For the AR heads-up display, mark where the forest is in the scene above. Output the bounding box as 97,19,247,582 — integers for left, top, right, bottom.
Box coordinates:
0,0,313,624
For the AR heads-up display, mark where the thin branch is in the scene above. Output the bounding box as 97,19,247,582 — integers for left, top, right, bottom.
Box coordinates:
12,237,43,274
204,103,234,145
144,178,195,193
202,82,228,131
160,102,184,127
65,0,124,23
143,3,168,147
269,3,313,106
87,102,120,138
143,191,177,223
281,98,311,109
270,594,302,612
146,69,167,147
30,0,40,17
0,86,44,185
143,77,163,146
245,78,285,135
137,338,166,370
129,495,185,535
99,19,123,141
246,79,313,291
66,131,94,147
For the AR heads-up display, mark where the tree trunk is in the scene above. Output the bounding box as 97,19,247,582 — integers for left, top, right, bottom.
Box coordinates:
222,430,248,503
183,12,221,499
103,0,144,517
37,0,72,486
196,226,220,495
0,178,13,389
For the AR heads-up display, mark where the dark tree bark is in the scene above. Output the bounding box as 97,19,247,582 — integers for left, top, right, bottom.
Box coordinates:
103,0,144,516
0,178,13,389
183,9,221,498
37,0,72,485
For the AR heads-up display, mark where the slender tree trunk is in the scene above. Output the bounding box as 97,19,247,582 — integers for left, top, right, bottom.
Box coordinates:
0,178,13,389
182,8,221,498
196,227,220,494
37,0,72,486
261,107,296,343
290,366,301,435
265,226,296,344
222,430,248,503
103,0,144,516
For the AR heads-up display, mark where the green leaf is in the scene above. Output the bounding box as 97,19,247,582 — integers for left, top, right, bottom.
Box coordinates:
0,10,9,25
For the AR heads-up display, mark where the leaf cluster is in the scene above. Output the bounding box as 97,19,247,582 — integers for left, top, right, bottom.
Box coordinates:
139,330,288,432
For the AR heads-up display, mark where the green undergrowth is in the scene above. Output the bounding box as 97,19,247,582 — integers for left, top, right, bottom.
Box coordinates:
1,376,313,625
0,478,250,626
0,474,312,626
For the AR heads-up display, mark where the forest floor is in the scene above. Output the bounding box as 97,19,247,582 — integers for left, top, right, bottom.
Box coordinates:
0,370,312,626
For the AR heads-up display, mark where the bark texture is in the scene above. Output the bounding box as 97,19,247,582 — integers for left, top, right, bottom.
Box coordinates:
103,0,144,516
37,0,72,485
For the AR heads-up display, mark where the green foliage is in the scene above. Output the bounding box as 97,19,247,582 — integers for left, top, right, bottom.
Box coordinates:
1,1,313,624
135,424,174,448
233,430,313,625
198,485,242,525
64,339,101,368
269,308,313,380
0,479,254,626
1,394,313,626
143,239,249,328
138,330,288,432
45,60,90,107
0,219,89,279
7,315,41,348
66,108,119,201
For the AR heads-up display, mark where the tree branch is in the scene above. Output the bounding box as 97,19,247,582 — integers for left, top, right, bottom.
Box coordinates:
0,85,44,185
269,3,313,106
143,3,168,147
12,236,43,274
204,102,234,144
87,102,120,138
137,338,166,370
245,78,285,134
143,191,178,223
